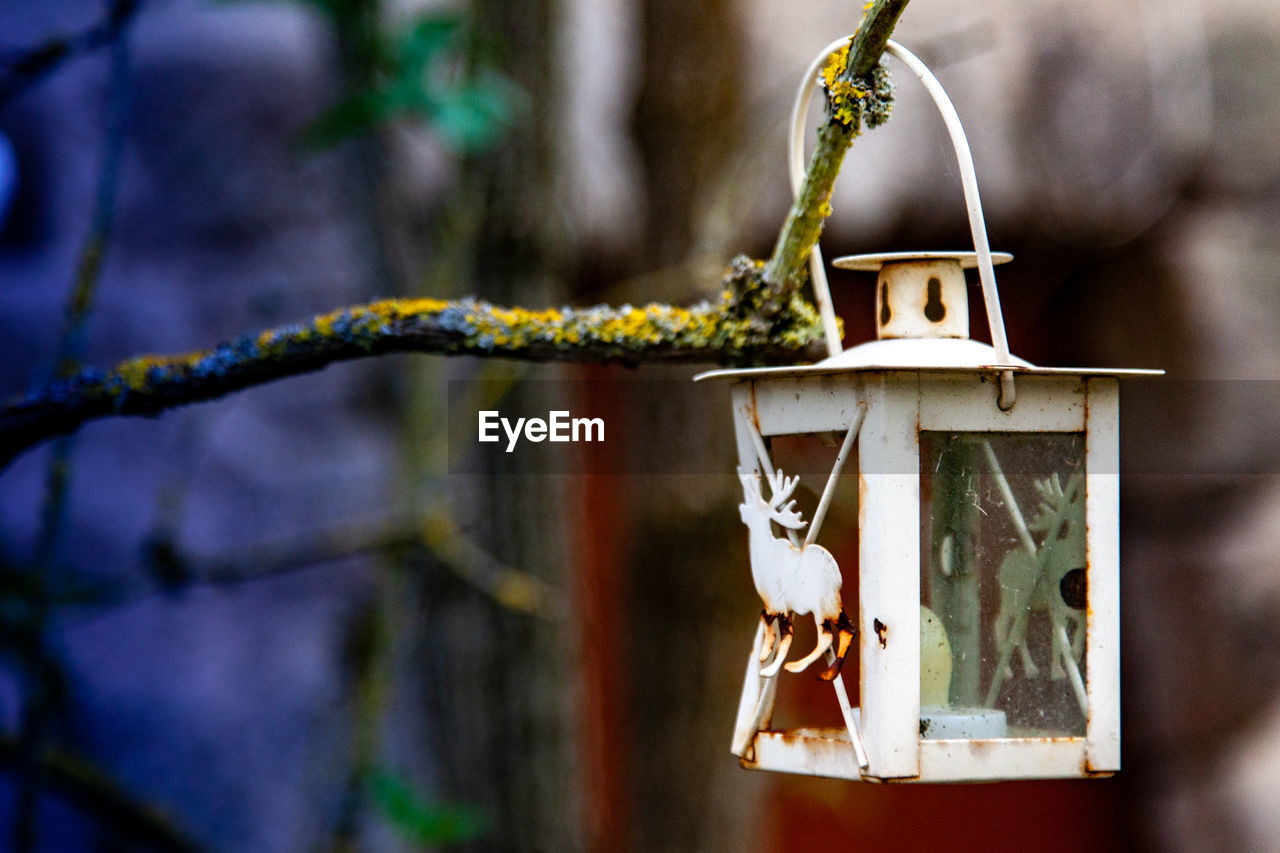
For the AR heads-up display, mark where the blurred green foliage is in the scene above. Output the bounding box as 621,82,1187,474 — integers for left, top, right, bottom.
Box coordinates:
367,768,488,847
299,7,524,152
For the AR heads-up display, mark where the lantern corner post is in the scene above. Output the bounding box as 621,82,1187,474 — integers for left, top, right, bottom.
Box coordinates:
856,375,923,780
1084,377,1121,773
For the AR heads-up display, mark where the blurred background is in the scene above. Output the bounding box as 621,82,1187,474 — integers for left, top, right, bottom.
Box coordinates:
2,0,1280,849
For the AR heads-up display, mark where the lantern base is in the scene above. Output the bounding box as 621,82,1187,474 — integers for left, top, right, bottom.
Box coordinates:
919,707,1007,740
741,726,1113,783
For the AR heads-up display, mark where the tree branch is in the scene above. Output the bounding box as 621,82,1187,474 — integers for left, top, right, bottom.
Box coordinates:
0,1,913,468
762,0,908,296
0,266,828,467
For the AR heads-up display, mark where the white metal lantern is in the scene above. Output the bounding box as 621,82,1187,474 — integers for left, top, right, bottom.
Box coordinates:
695,39,1161,783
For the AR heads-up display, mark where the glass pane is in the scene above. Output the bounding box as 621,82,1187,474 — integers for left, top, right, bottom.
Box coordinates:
919,432,1087,740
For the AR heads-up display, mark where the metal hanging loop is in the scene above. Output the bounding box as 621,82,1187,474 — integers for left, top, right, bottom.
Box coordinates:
789,38,1017,408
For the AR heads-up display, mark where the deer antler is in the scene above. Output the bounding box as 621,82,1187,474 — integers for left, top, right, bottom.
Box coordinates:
766,468,799,504
1028,471,1083,533
766,469,807,530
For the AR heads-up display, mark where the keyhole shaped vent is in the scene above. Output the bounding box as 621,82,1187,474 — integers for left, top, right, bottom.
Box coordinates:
841,255,985,341
924,276,946,323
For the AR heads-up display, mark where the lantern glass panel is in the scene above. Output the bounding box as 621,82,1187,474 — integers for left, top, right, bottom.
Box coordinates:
919,431,1088,739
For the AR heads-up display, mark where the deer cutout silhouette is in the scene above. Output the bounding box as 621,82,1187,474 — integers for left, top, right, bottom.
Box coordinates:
738,467,855,680
994,472,1086,681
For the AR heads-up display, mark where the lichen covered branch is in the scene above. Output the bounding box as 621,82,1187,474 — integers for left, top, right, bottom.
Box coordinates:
761,0,908,297
0,258,828,466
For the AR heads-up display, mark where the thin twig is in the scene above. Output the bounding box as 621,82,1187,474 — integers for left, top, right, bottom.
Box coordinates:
0,737,202,852
74,509,565,620
0,0,143,107
32,0,134,564
188,508,564,618
14,15,133,851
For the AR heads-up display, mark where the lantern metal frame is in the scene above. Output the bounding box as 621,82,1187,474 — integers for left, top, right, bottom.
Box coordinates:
696,38,1161,783
719,371,1127,782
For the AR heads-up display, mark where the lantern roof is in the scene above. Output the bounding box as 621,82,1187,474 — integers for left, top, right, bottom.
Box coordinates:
693,339,1163,382
831,250,1013,271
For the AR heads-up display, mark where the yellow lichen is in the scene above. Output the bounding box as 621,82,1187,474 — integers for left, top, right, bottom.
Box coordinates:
115,353,204,390
82,277,825,410
820,38,892,130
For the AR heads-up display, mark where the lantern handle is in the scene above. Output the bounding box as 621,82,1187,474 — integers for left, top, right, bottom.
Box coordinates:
789,38,1017,408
